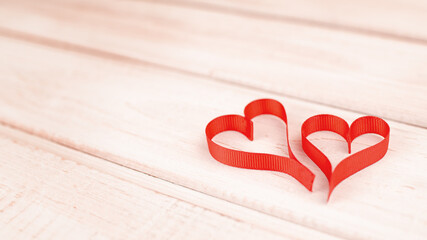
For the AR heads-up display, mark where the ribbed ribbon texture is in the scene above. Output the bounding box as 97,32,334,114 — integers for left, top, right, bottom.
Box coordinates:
205,99,390,199
205,99,315,191
301,114,390,199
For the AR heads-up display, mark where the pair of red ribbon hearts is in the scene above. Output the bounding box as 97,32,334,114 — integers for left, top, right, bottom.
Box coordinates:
205,99,390,199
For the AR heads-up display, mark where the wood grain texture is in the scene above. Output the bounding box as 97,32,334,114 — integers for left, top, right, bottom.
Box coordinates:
0,36,425,239
0,0,426,127
166,0,427,42
0,125,335,240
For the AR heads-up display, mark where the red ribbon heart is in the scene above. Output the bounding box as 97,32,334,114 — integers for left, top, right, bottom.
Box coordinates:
301,114,390,199
205,99,315,191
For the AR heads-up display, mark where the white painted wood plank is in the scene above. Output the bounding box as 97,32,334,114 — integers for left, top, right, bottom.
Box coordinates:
169,0,427,41
0,37,425,239
0,0,426,127
0,125,332,240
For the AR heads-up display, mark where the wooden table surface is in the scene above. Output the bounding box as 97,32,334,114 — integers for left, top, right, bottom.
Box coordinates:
0,0,426,239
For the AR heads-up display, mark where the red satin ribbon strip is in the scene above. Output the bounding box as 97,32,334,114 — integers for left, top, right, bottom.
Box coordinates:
206,99,391,199
205,99,315,191
301,114,390,199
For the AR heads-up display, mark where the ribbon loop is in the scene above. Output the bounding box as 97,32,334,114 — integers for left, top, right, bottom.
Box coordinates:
206,99,315,191
301,115,390,199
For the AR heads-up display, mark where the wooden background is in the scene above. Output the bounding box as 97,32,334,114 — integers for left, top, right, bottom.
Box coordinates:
0,0,426,239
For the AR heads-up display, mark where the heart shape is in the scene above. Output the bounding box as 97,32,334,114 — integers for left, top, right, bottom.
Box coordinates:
205,99,315,191
301,114,390,199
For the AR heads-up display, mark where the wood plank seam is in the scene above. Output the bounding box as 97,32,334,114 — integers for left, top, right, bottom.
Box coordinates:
146,0,427,46
0,124,341,240
0,11,425,237
0,35,425,239
143,0,427,46
1,0,426,127
0,131,287,239
0,26,424,131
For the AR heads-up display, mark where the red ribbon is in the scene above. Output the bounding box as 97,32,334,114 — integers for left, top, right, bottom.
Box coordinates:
301,114,390,199
205,99,315,191
205,99,390,199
